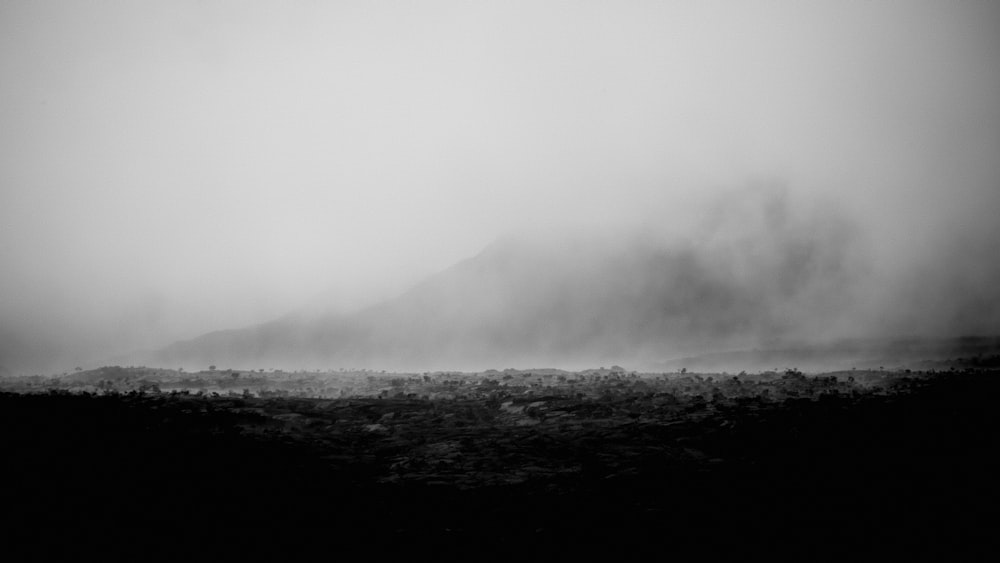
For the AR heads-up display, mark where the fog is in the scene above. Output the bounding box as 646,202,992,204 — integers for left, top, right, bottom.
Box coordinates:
1,2,999,373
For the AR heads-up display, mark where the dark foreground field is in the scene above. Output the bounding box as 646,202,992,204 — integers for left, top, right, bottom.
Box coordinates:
2,368,998,556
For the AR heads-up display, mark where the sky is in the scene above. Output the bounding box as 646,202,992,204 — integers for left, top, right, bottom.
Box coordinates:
1,1,999,373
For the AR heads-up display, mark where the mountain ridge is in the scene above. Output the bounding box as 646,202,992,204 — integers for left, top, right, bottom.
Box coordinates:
143,202,863,371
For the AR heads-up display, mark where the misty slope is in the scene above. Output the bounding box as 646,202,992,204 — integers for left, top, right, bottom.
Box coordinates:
150,191,863,370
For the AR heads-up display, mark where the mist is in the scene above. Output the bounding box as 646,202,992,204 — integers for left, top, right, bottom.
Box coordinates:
2,2,999,374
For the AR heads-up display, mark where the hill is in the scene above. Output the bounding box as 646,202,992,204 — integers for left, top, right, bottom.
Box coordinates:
146,191,865,371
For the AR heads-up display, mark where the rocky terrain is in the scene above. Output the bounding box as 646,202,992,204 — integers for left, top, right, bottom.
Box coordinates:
2,364,997,556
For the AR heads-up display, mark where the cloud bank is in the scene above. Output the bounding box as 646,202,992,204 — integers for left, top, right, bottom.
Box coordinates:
1,2,998,372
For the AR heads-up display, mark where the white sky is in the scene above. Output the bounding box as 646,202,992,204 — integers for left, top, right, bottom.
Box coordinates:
1,1,999,368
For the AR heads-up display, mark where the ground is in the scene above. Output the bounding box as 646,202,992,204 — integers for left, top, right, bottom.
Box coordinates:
1,367,997,556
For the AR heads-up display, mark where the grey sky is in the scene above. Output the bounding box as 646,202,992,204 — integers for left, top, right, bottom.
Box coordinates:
2,1,999,372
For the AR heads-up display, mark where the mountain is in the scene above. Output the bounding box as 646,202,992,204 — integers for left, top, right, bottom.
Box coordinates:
654,336,1000,374
146,192,866,371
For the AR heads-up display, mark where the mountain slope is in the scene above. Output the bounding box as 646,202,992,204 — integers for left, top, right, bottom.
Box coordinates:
148,193,863,371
